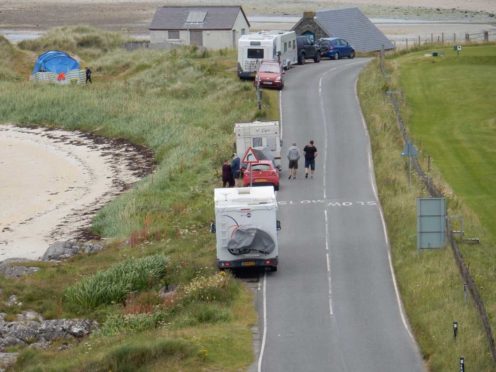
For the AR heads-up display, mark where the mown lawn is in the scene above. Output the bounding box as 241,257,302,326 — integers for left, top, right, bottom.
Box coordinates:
398,45,496,239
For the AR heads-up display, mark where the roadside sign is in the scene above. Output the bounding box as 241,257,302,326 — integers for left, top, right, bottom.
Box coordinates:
417,197,446,249
401,142,417,157
242,146,259,164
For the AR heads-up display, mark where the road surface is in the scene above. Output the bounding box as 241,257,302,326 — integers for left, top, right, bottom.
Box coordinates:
257,59,424,372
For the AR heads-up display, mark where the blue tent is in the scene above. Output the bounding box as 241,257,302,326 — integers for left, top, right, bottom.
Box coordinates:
32,50,80,74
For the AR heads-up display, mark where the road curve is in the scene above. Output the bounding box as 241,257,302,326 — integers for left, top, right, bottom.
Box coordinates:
258,59,424,372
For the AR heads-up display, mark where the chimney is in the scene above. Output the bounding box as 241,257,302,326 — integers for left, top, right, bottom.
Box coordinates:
303,11,316,19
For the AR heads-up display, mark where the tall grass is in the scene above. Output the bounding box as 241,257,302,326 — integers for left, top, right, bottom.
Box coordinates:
0,29,258,370
64,254,168,312
358,55,493,369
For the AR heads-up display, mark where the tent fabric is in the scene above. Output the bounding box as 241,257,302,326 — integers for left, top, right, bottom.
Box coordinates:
32,50,80,74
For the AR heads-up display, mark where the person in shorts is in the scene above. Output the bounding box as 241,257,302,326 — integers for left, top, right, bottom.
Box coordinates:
303,140,318,179
286,143,301,180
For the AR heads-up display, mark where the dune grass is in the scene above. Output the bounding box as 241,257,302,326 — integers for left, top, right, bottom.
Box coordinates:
358,46,495,370
0,27,260,370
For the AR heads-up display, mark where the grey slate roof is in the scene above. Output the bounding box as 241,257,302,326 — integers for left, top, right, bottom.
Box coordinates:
149,6,249,30
316,8,394,52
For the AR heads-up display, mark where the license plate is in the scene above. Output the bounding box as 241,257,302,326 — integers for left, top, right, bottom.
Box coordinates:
255,178,268,182
242,261,256,267
263,81,272,85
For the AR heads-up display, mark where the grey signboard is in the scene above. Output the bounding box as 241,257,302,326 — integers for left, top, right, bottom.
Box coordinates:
417,197,446,249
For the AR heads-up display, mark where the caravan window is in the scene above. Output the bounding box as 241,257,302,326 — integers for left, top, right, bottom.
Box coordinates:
247,49,264,59
284,42,287,52
252,137,263,147
267,137,277,151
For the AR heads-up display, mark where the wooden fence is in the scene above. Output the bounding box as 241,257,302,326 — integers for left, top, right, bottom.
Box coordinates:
391,29,496,50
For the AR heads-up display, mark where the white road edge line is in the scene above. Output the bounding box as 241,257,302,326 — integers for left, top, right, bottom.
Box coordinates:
325,209,334,316
354,75,417,344
257,272,267,372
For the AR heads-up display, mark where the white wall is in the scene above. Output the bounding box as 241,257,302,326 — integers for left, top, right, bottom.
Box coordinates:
150,10,250,49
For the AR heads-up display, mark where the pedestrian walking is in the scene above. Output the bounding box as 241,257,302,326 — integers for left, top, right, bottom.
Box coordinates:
231,153,241,186
303,140,318,179
222,160,235,187
286,143,301,180
85,67,92,84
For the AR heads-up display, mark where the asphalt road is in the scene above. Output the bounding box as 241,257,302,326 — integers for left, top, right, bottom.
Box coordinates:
257,59,424,372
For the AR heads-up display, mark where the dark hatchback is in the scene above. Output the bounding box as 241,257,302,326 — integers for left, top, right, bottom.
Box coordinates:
318,37,355,60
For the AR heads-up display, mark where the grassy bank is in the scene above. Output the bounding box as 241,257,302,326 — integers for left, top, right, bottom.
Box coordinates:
0,27,261,369
358,46,495,370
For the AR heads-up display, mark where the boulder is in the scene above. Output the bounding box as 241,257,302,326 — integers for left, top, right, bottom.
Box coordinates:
42,240,104,261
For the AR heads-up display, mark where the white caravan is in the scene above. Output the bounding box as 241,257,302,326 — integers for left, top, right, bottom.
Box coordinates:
213,187,279,271
237,30,297,78
234,121,282,169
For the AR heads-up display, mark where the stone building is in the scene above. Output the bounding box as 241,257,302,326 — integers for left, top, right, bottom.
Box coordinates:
292,8,394,52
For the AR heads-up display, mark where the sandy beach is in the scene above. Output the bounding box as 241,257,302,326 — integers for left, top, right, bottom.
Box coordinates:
0,125,153,261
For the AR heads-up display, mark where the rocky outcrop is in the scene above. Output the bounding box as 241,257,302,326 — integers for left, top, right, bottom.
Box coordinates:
0,312,98,352
42,240,103,261
0,259,40,279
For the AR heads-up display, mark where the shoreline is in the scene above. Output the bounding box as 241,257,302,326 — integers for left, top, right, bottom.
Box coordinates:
0,124,154,261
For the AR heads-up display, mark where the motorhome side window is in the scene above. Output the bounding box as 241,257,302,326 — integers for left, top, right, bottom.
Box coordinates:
253,137,263,147
248,49,264,59
267,137,277,151
284,42,287,52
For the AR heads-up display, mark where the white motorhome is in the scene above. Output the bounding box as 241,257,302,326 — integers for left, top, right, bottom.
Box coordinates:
237,30,297,79
234,121,282,169
213,187,279,271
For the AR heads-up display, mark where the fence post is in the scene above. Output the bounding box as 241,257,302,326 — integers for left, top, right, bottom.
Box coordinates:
431,33,434,44
484,31,489,42
454,33,456,43
442,32,444,45
406,38,408,49
465,33,470,42
418,35,421,46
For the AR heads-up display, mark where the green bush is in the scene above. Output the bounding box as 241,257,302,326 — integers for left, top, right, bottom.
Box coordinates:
64,254,167,312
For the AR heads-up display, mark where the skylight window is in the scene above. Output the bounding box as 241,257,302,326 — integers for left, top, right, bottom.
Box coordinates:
185,11,207,24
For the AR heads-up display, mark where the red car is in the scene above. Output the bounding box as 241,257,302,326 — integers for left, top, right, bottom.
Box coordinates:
254,60,284,90
243,160,280,191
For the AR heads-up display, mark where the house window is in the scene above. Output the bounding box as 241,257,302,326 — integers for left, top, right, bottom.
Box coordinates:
168,30,179,39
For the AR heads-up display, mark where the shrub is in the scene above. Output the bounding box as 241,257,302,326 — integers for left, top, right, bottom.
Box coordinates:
98,311,169,337
64,254,167,312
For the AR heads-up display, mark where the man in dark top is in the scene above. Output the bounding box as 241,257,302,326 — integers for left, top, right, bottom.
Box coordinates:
303,140,318,179
222,159,235,187
85,67,92,84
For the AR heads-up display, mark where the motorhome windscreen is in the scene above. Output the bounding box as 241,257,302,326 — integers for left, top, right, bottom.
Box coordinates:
248,49,264,59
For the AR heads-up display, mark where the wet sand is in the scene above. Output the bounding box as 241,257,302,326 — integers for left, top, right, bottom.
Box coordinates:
0,125,153,261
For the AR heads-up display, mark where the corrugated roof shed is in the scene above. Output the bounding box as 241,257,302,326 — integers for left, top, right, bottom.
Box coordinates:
316,8,394,52
149,6,249,30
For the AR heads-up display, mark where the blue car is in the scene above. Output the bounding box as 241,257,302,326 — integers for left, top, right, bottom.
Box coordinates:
318,37,355,60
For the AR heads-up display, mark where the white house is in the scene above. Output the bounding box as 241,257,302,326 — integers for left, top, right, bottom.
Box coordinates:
149,5,250,49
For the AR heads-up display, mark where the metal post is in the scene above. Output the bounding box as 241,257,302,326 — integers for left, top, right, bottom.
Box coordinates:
442,32,444,45
484,31,489,42
454,33,457,43
409,156,412,187
453,321,458,339
406,38,408,49
460,356,465,372
418,35,421,46
431,33,433,44
465,33,470,42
